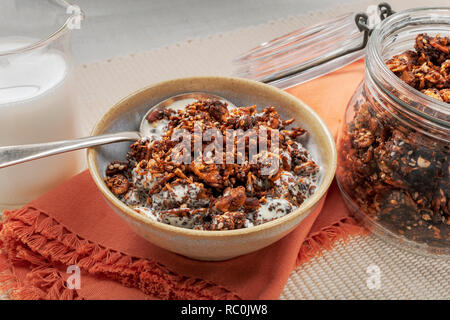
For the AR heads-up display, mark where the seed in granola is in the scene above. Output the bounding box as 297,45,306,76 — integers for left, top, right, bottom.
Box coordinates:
417,156,431,168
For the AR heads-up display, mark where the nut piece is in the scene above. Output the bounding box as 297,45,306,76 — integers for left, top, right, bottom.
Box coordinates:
417,156,431,168
106,160,128,176
207,100,229,122
207,211,246,230
243,197,260,212
147,109,164,123
353,128,374,148
422,88,444,101
105,174,129,195
190,163,223,188
214,186,247,212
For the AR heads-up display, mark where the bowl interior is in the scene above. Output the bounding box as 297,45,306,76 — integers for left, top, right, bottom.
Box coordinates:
88,77,336,236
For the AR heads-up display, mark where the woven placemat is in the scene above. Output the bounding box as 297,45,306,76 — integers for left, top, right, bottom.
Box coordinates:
2,0,448,299
282,235,449,300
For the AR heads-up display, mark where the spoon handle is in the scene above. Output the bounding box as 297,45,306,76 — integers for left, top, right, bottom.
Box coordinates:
0,131,140,169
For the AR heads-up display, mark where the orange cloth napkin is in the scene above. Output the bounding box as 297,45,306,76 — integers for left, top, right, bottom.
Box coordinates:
0,60,367,300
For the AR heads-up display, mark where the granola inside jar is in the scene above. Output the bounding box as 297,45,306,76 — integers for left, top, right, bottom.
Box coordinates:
336,8,450,256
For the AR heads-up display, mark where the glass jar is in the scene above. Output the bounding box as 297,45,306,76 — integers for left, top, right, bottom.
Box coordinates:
336,7,449,256
0,0,83,208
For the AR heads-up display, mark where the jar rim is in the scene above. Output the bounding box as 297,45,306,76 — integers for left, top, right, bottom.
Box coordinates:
0,0,84,57
367,7,450,129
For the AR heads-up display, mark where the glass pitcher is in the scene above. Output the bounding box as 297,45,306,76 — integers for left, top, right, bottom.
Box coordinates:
0,0,83,208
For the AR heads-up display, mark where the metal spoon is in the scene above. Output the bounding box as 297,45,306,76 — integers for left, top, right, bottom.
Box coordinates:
0,92,235,169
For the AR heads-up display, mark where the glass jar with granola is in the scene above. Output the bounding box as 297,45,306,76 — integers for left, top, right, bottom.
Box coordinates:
336,8,449,256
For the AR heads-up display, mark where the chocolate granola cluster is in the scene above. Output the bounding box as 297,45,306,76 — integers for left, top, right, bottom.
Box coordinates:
386,34,449,102
338,34,449,248
105,99,319,230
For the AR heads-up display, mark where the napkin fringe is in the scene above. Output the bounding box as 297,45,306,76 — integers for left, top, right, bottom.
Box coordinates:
0,255,15,293
0,223,20,295
1,207,367,300
0,207,240,300
297,217,368,265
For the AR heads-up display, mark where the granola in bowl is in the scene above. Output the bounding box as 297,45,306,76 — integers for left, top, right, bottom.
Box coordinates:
104,99,320,231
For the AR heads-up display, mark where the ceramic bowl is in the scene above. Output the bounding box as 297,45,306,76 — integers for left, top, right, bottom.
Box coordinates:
87,76,336,261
